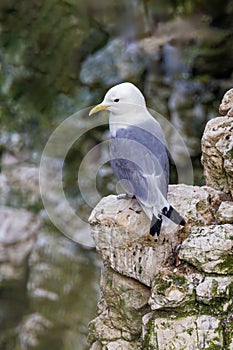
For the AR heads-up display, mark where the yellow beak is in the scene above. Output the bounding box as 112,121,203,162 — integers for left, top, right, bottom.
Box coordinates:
89,103,109,116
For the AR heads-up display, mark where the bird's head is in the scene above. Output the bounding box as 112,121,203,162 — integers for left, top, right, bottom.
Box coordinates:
89,82,146,116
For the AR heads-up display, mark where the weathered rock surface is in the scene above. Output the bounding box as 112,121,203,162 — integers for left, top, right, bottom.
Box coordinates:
89,186,233,349
179,224,233,274
148,266,203,311
89,185,233,349
143,314,224,349
80,38,147,87
219,88,233,117
167,184,230,226
201,116,233,196
196,276,233,310
26,228,100,350
1,152,40,205
89,90,233,349
0,207,40,282
89,194,183,287
89,265,148,350
216,201,233,224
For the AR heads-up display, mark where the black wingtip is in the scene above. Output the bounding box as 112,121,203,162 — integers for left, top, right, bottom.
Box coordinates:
162,206,186,226
180,218,186,226
150,214,162,236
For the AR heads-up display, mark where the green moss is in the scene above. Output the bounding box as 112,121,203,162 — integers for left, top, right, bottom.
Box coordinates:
154,277,172,294
173,275,186,287
142,317,158,350
211,279,219,295
106,277,113,289
224,315,233,350
227,147,233,158
217,254,233,274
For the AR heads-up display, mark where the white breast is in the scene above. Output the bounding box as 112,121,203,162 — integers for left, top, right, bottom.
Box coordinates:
109,110,148,137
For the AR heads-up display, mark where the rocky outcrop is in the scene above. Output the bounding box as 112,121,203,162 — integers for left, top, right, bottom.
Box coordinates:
201,87,233,198
88,89,233,349
0,207,40,283
89,186,233,349
201,116,233,197
219,88,233,117
89,194,182,287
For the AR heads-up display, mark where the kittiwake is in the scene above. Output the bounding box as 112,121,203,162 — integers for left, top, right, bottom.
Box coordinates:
89,82,186,236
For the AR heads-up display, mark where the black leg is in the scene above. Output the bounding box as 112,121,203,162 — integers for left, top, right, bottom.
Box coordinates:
150,214,162,236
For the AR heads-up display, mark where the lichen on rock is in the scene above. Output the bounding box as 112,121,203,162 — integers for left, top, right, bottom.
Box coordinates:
142,314,224,350
179,224,233,274
219,88,233,117
89,194,182,287
201,115,233,196
88,88,233,350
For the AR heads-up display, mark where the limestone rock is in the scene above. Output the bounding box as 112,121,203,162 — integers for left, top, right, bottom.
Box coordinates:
216,201,233,224
100,265,150,334
28,229,100,350
143,313,224,350
18,313,52,349
168,184,229,226
89,312,122,345
89,266,150,348
0,207,40,282
149,266,203,310
196,276,233,310
201,116,233,196
80,38,147,87
90,341,102,350
89,195,182,286
179,224,233,274
0,173,9,205
2,153,40,205
219,88,233,117
225,316,233,350
89,309,142,350
89,184,233,348
105,339,141,350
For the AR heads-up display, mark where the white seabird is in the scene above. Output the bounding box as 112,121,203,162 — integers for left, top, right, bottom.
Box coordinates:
89,82,185,236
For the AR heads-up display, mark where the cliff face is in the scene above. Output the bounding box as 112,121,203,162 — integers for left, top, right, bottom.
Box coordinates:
88,89,233,350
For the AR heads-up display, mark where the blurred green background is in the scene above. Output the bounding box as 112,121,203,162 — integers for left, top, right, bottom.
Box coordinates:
0,0,233,349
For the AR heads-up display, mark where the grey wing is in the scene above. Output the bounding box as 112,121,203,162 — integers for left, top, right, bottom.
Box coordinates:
110,156,149,201
109,125,169,201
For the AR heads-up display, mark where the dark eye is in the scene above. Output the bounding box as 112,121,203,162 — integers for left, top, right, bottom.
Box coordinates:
114,98,120,102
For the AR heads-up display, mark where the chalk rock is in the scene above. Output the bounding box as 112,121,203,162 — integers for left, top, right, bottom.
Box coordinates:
101,265,150,333
201,116,233,196
143,314,224,349
149,266,203,310
219,88,233,117
89,265,150,348
196,276,233,310
90,341,102,350
179,224,233,274
80,38,147,87
0,207,40,282
216,201,233,224
225,319,233,350
89,303,141,349
168,184,229,226
0,173,9,205
18,313,52,349
89,311,122,345
105,339,141,350
89,195,182,286
2,153,40,205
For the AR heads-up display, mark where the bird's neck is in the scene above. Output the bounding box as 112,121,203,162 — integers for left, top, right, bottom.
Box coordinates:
109,107,148,137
